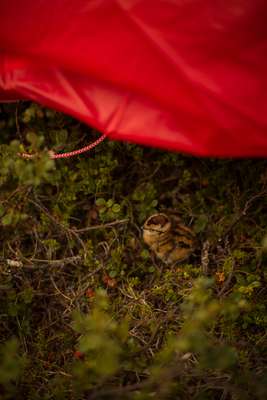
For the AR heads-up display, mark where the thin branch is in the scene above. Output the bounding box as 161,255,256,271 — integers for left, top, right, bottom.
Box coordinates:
50,275,73,302
219,190,267,241
28,256,82,266
2,256,82,270
73,218,129,233
201,240,210,275
217,259,235,297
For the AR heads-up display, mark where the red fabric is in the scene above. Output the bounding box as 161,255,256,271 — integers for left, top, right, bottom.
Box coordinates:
0,0,267,156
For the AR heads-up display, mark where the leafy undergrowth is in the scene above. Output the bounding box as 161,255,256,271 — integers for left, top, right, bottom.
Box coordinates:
0,102,267,400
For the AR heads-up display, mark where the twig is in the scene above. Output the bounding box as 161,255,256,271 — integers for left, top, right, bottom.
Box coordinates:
3,256,82,270
28,256,82,266
29,199,63,228
50,275,73,302
217,259,235,297
201,240,210,275
73,218,129,233
29,197,88,254
219,191,267,241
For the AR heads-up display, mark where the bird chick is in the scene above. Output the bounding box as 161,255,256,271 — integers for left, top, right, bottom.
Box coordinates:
143,213,195,264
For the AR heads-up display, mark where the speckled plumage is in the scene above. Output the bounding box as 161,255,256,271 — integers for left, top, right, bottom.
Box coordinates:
143,213,195,264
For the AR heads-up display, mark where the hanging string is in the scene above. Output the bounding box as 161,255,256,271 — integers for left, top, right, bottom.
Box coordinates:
19,132,107,159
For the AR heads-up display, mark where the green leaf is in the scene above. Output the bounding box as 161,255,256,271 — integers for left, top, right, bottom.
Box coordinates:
109,270,118,278
1,212,13,226
141,249,150,260
112,204,121,213
151,199,158,207
96,198,106,206
106,199,114,208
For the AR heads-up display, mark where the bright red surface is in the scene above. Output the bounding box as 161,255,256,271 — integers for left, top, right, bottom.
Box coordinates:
0,1,267,156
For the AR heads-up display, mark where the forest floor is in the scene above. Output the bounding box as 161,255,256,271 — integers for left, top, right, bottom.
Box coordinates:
0,102,266,400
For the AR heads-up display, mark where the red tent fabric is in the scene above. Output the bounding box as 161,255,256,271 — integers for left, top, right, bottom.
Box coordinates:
0,0,267,156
